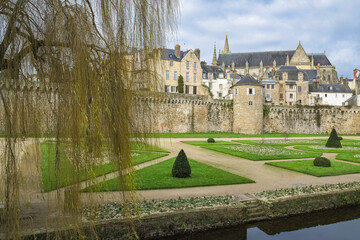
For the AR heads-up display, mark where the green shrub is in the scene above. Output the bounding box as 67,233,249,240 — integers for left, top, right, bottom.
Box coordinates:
338,137,343,140
172,149,191,178
178,75,184,93
313,157,331,167
325,128,342,148
207,138,215,143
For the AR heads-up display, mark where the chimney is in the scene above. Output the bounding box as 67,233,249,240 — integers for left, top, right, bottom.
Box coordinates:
344,78,348,86
313,78,319,89
175,44,180,58
194,48,200,60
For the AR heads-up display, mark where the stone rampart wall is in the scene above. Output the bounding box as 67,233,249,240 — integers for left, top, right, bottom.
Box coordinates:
264,106,360,134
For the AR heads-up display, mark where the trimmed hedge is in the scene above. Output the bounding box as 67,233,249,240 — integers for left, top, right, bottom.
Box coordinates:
325,128,342,148
313,157,331,167
172,149,191,178
207,138,215,143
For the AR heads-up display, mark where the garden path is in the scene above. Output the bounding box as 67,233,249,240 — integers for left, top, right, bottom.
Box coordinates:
81,136,360,202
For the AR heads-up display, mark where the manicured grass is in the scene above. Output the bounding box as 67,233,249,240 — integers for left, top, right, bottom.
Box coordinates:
147,132,329,138
41,142,168,191
340,139,360,147
130,141,169,153
84,158,255,191
336,152,360,163
266,160,360,177
232,139,326,146
201,145,322,161
181,140,238,146
294,145,360,153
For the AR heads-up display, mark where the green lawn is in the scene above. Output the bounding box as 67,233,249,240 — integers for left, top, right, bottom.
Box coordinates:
41,142,168,191
294,145,360,153
84,158,255,191
201,145,321,161
146,132,329,138
266,160,360,177
336,152,360,163
130,141,169,153
232,139,326,146
181,140,238,146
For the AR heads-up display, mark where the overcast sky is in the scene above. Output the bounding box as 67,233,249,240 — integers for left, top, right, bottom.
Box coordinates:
167,0,360,78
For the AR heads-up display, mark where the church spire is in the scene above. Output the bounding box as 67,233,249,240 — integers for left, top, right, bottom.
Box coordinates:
224,34,230,54
212,42,217,66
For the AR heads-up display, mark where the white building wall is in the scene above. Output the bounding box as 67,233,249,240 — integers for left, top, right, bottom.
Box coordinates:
308,92,353,106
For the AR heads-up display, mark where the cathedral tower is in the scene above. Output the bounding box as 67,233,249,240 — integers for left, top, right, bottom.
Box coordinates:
223,34,230,54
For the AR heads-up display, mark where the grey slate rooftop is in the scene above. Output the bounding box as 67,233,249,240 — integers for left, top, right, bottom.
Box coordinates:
162,48,190,61
309,83,352,93
275,66,309,81
233,74,261,86
217,51,331,67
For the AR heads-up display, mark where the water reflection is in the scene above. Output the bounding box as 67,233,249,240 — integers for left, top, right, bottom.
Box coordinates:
159,206,360,240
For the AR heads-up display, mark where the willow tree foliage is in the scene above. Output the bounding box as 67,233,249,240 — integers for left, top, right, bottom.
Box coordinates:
0,0,178,238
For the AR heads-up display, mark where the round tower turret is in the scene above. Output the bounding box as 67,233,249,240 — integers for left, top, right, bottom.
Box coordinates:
232,74,263,134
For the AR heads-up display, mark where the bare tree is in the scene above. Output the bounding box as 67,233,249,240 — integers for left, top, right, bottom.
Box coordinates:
0,0,178,238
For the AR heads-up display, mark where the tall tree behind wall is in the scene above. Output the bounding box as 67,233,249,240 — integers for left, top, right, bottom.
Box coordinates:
0,0,179,238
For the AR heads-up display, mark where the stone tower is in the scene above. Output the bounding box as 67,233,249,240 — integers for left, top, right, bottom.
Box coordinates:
232,74,263,134
223,34,230,54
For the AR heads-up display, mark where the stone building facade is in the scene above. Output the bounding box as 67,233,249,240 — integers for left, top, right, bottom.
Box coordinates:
159,45,206,95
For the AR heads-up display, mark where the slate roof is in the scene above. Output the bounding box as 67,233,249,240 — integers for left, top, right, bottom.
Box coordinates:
217,51,331,67
309,83,352,93
303,70,318,80
201,64,224,74
233,74,261,86
229,73,242,80
275,66,309,81
162,48,190,61
262,78,278,84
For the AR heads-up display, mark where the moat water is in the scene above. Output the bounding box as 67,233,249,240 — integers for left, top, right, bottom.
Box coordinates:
159,206,360,240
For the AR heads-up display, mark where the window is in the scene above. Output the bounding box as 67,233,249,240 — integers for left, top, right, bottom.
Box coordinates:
186,61,189,69
218,92,222,98
280,93,284,99
165,85,170,92
271,84,274,89
166,70,169,80
194,73,197,83
174,71,177,80
209,83,212,89
190,53,193,58
185,85,190,94
280,84,283,88
290,93,293,99
335,94,337,98
193,86,197,94
170,61,173,67
289,85,294,89
265,93,271,102
249,101,253,105
194,62,197,70
171,86,176,92
186,72,189,82
247,88,254,95
298,86,301,92
266,84,270,89
342,94,345,98
235,88,238,95
328,75,330,81
325,94,328,98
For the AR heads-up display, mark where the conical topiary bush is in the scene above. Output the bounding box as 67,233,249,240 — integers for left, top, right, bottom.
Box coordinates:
172,149,191,178
325,128,342,148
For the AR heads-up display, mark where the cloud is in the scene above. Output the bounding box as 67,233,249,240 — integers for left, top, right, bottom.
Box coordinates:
169,0,360,77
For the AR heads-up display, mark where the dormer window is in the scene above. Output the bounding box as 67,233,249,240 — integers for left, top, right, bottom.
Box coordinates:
282,72,288,80
298,72,303,80
190,53,193,58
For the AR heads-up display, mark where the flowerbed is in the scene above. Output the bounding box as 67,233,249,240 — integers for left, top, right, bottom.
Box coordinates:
202,144,321,160
83,196,238,220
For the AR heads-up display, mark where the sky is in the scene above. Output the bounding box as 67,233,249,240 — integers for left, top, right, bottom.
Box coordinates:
167,0,360,78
